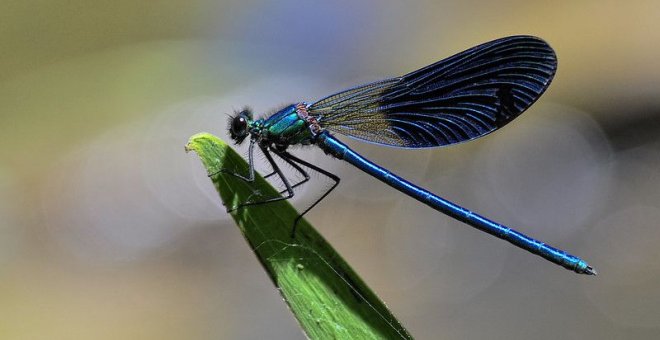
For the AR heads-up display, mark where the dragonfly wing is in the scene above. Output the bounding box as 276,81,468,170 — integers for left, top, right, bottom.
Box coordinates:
307,35,557,148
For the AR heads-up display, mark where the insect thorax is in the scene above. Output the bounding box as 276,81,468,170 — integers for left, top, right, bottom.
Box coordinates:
260,103,318,148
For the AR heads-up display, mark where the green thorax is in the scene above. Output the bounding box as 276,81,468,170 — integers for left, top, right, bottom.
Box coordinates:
253,104,315,146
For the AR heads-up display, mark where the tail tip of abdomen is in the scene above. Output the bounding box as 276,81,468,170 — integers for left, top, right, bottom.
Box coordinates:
582,265,597,276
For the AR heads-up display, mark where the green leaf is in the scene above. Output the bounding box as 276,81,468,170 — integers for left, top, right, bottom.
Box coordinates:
186,132,413,340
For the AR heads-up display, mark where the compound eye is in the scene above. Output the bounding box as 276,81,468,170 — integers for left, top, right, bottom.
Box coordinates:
231,116,248,136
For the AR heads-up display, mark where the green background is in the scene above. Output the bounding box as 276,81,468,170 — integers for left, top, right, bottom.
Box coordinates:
1,1,659,339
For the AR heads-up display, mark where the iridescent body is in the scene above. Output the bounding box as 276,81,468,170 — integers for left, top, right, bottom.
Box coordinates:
219,36,596,275
260,104,315,148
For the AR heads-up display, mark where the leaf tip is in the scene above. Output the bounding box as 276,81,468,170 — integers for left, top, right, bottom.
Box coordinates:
185,132,228,153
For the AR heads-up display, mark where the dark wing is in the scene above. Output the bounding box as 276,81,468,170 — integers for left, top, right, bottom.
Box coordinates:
307,35,557,148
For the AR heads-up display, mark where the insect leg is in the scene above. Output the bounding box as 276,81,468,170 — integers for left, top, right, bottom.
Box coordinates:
259,152,310,188
228,146,295,212
208,139,256,182
278,151,340,238
272,151,310,193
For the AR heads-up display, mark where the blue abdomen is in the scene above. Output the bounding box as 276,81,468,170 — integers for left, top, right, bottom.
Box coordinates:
315,131,592,274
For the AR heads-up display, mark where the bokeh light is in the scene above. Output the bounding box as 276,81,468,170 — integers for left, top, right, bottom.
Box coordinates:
2,1,660,339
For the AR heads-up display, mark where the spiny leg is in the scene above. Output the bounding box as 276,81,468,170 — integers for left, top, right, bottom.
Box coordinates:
208,139,256,182
255,152,309,188
248,149,310,194
278,151,340,238
212,143,336,235
220,145,308,211
272,151,311,193
227,145,295,212
259,153,310,190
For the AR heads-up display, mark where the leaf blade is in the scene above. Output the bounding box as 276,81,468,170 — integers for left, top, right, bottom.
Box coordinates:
186,132,413,340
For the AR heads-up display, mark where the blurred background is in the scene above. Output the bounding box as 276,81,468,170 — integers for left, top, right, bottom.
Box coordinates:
2,1,659,339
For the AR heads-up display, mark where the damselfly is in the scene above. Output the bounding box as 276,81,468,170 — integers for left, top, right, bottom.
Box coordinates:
213,35,596,275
